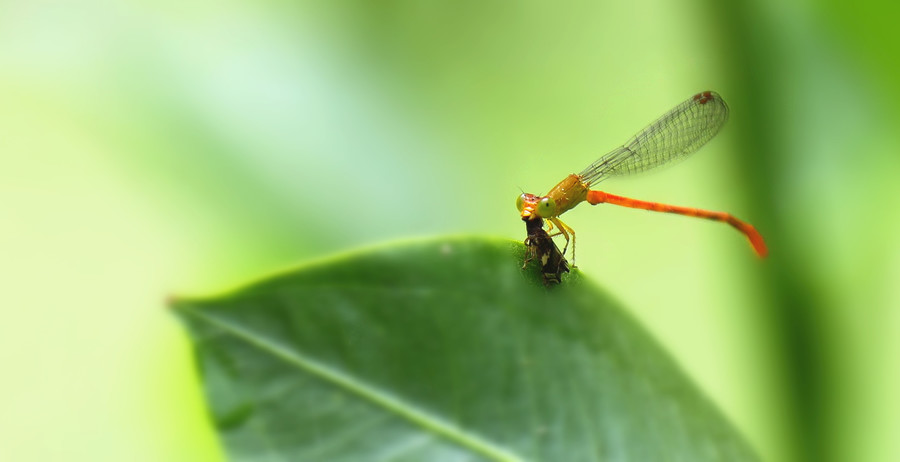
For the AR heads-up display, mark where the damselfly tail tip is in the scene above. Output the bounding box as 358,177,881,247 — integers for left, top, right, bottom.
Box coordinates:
747,229,769,258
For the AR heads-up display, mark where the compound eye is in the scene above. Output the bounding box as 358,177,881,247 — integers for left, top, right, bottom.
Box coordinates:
516,194,527,212
537,197,557,217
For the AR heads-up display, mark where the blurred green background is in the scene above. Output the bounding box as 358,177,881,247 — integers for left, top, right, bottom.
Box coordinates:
2,0,899,461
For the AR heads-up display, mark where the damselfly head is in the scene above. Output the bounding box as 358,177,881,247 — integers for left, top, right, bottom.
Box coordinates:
517,193,557,220
516,193,540,220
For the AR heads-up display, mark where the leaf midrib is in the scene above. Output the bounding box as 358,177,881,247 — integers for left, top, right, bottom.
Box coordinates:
179,307,525,462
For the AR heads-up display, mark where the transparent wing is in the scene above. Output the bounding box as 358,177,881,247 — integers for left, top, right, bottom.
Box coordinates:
578,91,729,186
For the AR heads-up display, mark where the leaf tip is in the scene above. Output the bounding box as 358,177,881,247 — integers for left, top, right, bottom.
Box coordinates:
166,294,189,312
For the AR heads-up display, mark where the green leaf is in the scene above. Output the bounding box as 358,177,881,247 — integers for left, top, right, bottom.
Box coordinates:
172,236,758,462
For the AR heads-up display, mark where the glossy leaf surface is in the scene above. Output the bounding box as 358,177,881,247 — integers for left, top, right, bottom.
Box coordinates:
172,237,757,461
